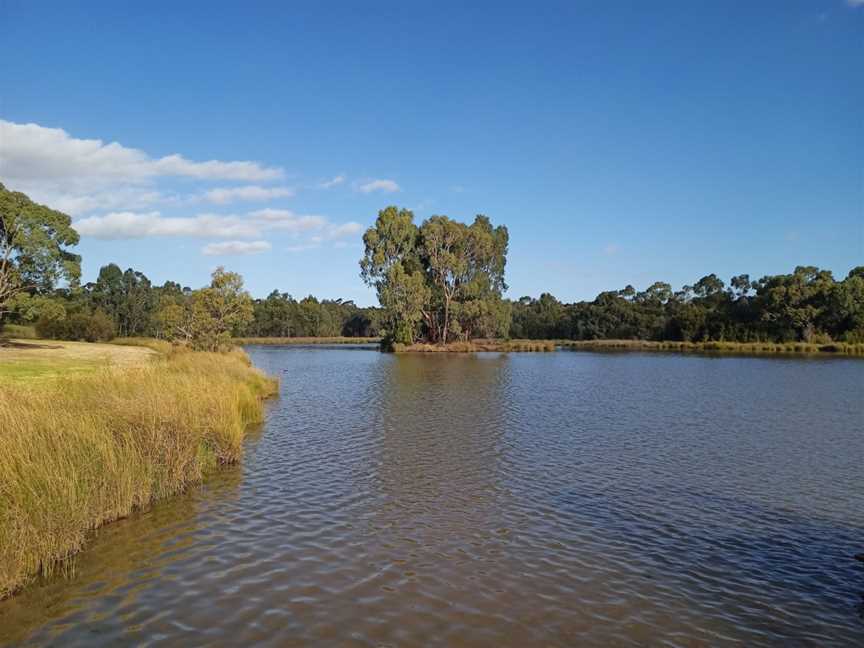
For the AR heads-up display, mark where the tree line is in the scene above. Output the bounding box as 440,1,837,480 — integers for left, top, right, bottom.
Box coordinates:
510,267,864,344
0,183,382,348
2,185,862,348
7,263,384,348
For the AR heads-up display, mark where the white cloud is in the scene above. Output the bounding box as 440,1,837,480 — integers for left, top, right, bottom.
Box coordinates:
0,120,285,216
203,185,294,204
40,188,169,216
251,209,362,239
847,0,864,7
0,119,367,256
246,208,330,233
202,240,272,256
318,174,346,189
75,211,261,240
603,243,621,256
0,120,283,184
74,208,364,246
357,178,400,194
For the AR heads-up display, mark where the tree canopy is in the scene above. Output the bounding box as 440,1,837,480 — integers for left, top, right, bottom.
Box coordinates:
158,267,254,351
0,183,80,318
360,206,510,345
510,266,864,344
1,185,860,349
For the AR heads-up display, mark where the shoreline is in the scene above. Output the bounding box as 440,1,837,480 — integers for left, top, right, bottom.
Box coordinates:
392,340,555,353
0,342,278,599
236,335,864,357
557,339,864,357
234,336,379,346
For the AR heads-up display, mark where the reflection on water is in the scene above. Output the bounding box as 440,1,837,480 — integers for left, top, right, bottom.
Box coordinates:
1,349,863,646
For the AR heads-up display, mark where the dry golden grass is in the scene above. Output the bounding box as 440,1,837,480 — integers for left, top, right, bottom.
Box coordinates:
111,336,175,354
235,336,380,345
0,338,156,382
0,347,277,599
558,339,864,356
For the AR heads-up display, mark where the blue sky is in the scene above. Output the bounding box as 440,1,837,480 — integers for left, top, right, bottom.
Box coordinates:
1,0,861,305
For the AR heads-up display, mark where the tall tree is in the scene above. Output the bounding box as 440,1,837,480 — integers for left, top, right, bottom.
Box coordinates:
0,184,80,319
159,267,253,351
360,207,509,345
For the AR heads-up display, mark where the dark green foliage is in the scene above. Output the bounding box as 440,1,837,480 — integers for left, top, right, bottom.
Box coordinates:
36,309,115,342
360,206,509,344
246,292,382,338
2,185,858,347
511,266,864,344
0,183,81,321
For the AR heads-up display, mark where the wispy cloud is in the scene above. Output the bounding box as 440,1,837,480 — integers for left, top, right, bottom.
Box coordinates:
202,240,272,256
0,119,368,257
74,211,261,240
74,208,364,254
357,178,400,194
847,0,864,8
0,119,284,216
603,243,621,256
202,185,294,204
0,120,282,184
245,208,328,233
318,174,346,189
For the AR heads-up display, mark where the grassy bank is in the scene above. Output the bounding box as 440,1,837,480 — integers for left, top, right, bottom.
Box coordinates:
558,339,864,356
0,345,277,599
393,339,556,353
235,336,380,345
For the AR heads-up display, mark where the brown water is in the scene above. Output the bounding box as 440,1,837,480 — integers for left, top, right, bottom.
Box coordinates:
2,347,863,647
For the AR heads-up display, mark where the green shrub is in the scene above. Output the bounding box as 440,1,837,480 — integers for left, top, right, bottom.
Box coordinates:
36,310,116,342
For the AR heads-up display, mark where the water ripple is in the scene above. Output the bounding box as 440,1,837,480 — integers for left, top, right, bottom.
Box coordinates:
1,349,862,647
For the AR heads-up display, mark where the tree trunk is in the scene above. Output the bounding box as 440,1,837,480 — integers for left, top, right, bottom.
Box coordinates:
442,297,450,345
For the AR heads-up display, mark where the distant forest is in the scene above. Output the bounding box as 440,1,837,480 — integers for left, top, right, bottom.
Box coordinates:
510,267,863,344
5,262,862,345
2,185,861,345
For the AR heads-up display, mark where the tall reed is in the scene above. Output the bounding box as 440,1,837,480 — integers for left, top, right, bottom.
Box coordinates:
0,348,277,599
558,339,864,356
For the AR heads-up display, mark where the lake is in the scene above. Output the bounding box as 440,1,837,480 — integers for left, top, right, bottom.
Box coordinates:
1,347,862,646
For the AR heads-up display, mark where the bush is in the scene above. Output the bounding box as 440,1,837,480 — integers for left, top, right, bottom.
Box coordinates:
0,324,37,339
36,310,116,342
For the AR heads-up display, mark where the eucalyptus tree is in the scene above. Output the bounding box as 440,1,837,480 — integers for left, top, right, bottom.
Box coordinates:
360,207,509,345
360,206,427,344
159,267,253,351
0,183,80,320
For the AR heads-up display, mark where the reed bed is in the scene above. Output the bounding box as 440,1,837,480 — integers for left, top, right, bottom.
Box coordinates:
235,336,380,345
558,339,864,356
110,336,175,354
0,348,277,599
393,339,556,353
